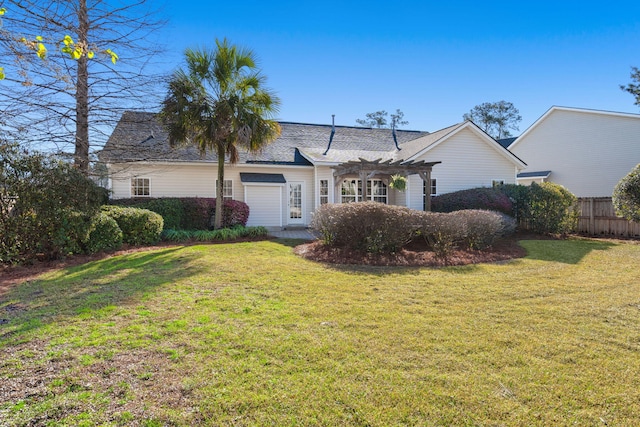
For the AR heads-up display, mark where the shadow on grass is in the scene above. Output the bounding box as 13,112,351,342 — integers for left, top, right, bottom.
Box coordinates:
520,238,618,264
0,246,206,343
272,237,310,249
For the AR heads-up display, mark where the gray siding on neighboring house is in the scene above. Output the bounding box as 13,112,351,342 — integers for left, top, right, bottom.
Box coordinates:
509,107,640,197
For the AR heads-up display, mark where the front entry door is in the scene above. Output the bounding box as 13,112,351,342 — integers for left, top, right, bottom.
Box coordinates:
288,182,304,225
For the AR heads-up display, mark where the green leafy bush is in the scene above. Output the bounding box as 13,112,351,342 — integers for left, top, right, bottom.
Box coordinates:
499,184,531,223
311,202,420,253
0,144,104,262
527,182,578,234
431,187,513,215
613,164,640,223
161,226,269,242
102,206,164,245
111,197,250,230
84,213,123,253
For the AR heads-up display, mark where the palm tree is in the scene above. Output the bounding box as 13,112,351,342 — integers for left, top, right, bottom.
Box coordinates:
161,39,281,229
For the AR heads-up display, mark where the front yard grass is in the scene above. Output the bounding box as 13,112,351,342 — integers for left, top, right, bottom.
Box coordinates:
1,238,640,426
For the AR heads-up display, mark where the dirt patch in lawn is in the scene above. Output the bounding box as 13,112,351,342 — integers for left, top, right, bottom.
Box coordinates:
294,234,530,267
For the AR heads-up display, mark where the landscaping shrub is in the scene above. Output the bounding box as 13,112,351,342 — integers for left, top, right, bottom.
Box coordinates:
417,212,465,261
499,184,531,223
111,197,250,230
161,226,269,242
84,213,123,253
527,182,578,234
0,144,104,262
613,163,640,223
311,202,420,253
102,205,164,245
431,187,513,215
451,210,505,250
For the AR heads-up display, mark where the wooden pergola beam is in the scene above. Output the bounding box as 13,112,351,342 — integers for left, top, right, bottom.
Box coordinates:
331,158,441,210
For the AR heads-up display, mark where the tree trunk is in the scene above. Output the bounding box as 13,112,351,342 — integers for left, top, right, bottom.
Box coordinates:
75,0,90,174
214,149,225,229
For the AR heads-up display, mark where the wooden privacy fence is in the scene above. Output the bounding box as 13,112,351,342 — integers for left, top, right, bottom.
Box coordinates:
577,197,640,237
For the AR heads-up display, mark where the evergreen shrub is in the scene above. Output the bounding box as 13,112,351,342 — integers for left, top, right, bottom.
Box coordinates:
102,205,164,245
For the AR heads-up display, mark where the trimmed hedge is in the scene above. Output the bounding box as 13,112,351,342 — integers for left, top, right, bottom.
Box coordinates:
84,213,123,253
110,197,250,230
311,202,419,253
432,184,579,235
431,187,513,215
526,182,578,235
311,202,514,255
102,205,164,245
161,225,269,242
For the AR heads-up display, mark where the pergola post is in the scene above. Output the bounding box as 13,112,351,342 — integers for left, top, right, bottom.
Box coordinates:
360,170,368,201
418,171,433,211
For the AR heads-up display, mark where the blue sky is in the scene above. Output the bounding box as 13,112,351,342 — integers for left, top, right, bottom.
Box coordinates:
156,0,640,134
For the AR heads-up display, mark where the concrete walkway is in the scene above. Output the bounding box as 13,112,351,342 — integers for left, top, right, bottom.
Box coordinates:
269,229,316,240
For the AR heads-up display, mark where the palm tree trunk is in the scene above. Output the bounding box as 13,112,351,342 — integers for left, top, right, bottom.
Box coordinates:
214,150,225,229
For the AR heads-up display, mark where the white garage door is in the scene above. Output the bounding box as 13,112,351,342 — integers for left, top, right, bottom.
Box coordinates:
244,185,283,227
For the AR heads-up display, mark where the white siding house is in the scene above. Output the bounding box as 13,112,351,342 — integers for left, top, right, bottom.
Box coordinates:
101,112,526,228
509,106,640,197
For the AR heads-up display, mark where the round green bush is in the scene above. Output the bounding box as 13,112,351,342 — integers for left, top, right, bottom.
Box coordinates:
84,213,123,253
613,164,640,223
102,205,163,245
528,182,578,234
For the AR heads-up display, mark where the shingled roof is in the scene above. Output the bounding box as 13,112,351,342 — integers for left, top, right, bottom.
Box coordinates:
100,111,429,165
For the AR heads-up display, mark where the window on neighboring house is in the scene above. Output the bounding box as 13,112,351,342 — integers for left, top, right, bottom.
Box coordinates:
367,179,388,204
319,179,329,205
492,179,505,188
131,177,150,197
216,179,234,200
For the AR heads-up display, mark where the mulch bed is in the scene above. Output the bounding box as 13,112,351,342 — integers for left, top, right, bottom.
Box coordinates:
294,235,529,267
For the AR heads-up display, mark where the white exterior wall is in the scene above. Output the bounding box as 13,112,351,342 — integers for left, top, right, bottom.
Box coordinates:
510,108,640,197
110,163,218,199
108,162,315,228
244,185,283,227
406,127,519,210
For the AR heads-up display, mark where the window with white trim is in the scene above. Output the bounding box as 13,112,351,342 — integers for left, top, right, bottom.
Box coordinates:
341,179,359,203
423,179,437,196
216,179,234,200
367,179,388,204
131,177,150,197
423,179,436,210
319,179,329,205
341,179,388,203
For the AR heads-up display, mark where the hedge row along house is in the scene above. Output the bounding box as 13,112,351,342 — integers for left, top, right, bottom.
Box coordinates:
100,112,526,228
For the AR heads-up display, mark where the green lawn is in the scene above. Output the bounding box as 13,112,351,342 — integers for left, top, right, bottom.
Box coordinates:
1,238,640,426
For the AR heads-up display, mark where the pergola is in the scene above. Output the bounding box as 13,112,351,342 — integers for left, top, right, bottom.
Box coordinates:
332,158,441,211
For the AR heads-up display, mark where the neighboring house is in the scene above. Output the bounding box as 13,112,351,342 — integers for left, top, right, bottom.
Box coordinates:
100,112,525,228
508,106,640,197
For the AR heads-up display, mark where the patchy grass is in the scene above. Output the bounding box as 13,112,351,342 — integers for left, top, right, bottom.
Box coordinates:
1,238,640,426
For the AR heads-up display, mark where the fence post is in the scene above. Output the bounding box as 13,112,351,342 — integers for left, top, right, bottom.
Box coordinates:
589,198,595,235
